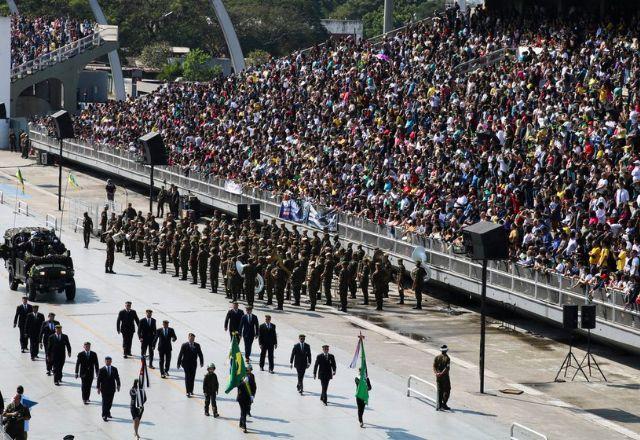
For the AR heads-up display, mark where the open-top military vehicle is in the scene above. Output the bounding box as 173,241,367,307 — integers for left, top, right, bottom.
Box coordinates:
0,227,75,301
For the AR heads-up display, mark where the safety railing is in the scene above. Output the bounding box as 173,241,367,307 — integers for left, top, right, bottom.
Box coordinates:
73,217,84,233
15,200,29,216
10,24,116,81
510,422,547,440
27,126,640,337
407,375,438,408
45,213,58,231
0,190,3,205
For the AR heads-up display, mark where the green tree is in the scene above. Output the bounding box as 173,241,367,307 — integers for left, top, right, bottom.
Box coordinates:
182,48,220,82
246,49,271,67
158,61,183,81
139,41,172,69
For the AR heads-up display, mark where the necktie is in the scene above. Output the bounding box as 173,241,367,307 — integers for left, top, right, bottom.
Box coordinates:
57,334,61,341
108,366,111,376
190,343,194,350
86,351,90,358
300,343,303,351
325,353,328,360
164,328,167,337
50,323,53,331
148,318,151,326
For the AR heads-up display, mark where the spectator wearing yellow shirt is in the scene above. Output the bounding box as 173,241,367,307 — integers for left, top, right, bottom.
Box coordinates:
589,241,601,268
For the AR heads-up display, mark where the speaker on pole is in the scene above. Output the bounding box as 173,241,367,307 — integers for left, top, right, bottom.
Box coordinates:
562,304,579,330
51,110,75,139
461,221,509,260
237,203,249,221
581,305,596,330
139,132,168,166
250,203,260,220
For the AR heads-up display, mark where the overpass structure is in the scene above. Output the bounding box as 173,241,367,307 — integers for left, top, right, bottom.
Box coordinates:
28,125,640,354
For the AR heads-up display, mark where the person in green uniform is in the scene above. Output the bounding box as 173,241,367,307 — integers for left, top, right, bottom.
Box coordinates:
198,244,209,289
412,260,427,310
433,344,451,411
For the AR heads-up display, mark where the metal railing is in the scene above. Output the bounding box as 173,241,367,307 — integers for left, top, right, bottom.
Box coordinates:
407,375,438,408
10,24,117,81
15,200,29,216
0,190,3,205
45,214,58,231
27,126,640,338
510,422,547,440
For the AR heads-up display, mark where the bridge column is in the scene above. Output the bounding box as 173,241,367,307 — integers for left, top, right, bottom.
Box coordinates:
62,74,79,114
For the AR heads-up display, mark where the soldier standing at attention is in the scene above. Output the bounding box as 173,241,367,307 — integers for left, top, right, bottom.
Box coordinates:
307,261,321,311
371,263,385,311
412,260,427,310
198,244,209,289
209,247,221,293
150,231,159,270
179,238,190,281
396,259,408,305
171,235,181,277
158,234,168,274
338,260,350,312
189,239,199,285
433,345,451,411
359,257,370,305
105,232,116,274
273,264,287,310
322,254,334,306
290,260,305,306
82,212,93,249
242,258,258,306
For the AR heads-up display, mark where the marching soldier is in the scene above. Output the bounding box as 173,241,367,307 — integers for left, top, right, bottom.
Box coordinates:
150,231,159,270
322,255,334,306
105,232,116,274
412,260,427,310
372,263,385,311
179,238,190,281
229,260,243,302
198,244,209,289
290,260,305,306
135,226,145,264
348,258,358,299
209,247,220,293
359,257,370,305
307,261,322,311
273,264,287,310
433,345,451,410
129,223,138,261
158,234,168,273
242,258,257,306
397,259,408,305
338,260,350,312
265,260,276,305
171,235,181,277
189,239,199,285
143,229,152,267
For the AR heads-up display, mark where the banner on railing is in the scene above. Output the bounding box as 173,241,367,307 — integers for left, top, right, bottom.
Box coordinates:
279,197,338,232
224,180,243,195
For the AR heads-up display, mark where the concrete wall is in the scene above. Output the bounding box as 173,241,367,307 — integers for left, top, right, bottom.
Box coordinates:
320,19,364,40
78,70,109,103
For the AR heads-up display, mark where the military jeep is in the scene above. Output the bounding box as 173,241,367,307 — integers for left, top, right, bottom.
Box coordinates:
0,227,76,301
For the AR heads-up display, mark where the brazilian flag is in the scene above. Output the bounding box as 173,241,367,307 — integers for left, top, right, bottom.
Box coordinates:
16,168,25,193
224,332,247,393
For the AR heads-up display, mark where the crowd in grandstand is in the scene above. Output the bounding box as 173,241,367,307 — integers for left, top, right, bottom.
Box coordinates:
11,14,95,69
33,4,640,309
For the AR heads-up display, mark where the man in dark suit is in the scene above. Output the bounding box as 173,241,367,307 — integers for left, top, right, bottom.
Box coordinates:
97,356,121,421
47,325,71,385
40,312,59,375
138,309,157,368
75,342,100,404
313,344,337,405
239,305,259,362
289,334,311,395
237,365,257,433
13,296,33,353
154,319,177,378
116,301,139,358
258,314,277,373
224,301,244,340
177,333,204,397
24,305,44,360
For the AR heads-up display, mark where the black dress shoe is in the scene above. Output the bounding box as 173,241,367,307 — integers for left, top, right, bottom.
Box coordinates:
413,306,422,310
103,417,108,422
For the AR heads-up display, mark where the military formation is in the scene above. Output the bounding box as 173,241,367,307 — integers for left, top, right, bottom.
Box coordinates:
99,207,430,313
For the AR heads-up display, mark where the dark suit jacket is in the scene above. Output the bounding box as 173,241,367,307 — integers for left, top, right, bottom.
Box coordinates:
258,323,277,347
40,320,60,345
239,314,259,339
313,353,337,380
290,342,311,369
48,333,71,360
75,350,100,378
138,317,157,341
25,312,45,337
154,327,177,352
116,309,139,334
236,373,257,405
177,342,203,369
224,309,244,333
97,366,120,394
14,304,33,329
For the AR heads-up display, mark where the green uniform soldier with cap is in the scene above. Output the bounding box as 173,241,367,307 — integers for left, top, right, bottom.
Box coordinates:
396,260,408,304
179,239,190,281
433,344,451,411
412,260,427,310
371,263,385,311
189,240,199,284
338,261,350,312
307,262,322,311
105,233,116,274
198,244,209,289
203,363,219,417
209,248,221,293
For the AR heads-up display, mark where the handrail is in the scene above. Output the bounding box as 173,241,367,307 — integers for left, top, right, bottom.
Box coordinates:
10,26,103,80
45,213,58,231
510,422,547,440
16,200,29,216
407,375,438,408
73,217,84,233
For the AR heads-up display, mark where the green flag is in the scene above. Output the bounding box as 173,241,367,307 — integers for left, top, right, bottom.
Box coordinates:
224,333,247,393
16,168,25,193
68,173,81,189
356,339,369,404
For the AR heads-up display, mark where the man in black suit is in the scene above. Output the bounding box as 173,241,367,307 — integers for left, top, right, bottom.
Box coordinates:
116,301,139,358
258,315,277,373
224,301,244,340
13,296,33,353
177,333,204,397
47,325,71,385
24,305,44,360
239,305,259,362
154,319,177,378
289,334,311,395
97,356,120,421
138,309,157,368
313,344,337,405
40,312,59,375
75,342,100,404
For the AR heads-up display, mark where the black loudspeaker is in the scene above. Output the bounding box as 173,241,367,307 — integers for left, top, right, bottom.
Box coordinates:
581,305,596,330
139,132,168,166
563,304,579,330
237,203,249,221
0,103,6,119
250,203,260,220
51,110,75,139
461,221,509,260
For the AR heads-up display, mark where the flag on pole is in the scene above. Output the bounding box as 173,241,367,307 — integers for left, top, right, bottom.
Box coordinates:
224,332,247,393
16,168,25,193
68,173,81,189
350,334,369,404
21,397,38,409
